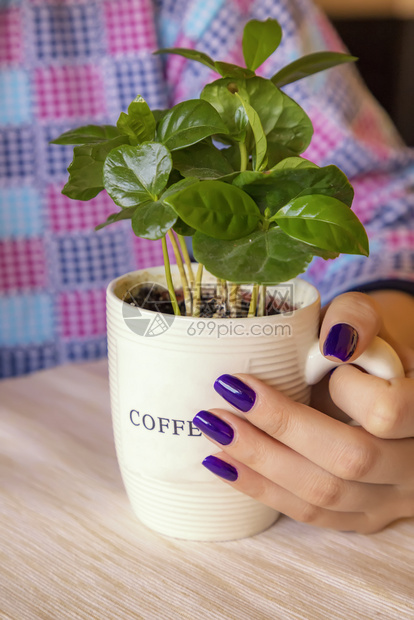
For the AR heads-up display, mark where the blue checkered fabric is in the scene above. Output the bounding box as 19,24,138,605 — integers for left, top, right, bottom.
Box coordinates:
32,5,103,61
56,229,131,288
0,70,32,124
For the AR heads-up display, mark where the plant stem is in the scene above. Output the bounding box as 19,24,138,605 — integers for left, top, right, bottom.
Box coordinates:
216,277,222,300
161,236,180,316
193,262,203,317
248,283,259,318
258,284,266,317
177,234,195,289
213,278,225,318
239,142,247,172
222,279,228,314
229,284,239,317
167,230,192,316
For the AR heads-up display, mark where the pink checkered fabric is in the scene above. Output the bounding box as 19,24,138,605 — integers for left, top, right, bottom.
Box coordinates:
387,230,414,252
104,0,158,54
0,7,22,64
302,108,347,163
59,289,107,339
47,187,116,233
35,65,107,120
0,239,47,293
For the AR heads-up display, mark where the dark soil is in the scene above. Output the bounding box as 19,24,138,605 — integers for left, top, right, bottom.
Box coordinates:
124,284,184,315
124,283,295,317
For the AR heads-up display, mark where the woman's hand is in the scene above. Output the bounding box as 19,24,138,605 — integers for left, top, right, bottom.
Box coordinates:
193,292,414,533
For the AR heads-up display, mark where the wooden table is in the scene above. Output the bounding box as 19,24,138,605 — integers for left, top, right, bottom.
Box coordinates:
1,360,414,620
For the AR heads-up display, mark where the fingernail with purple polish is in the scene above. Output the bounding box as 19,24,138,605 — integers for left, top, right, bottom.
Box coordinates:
193,410,234,446
214,374,256,412
202,455,238,482
323,323,358,362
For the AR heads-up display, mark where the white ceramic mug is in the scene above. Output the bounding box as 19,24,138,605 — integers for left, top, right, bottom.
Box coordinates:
106,266,404,541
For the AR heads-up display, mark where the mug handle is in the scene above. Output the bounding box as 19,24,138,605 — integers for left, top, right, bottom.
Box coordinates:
305,336,405,385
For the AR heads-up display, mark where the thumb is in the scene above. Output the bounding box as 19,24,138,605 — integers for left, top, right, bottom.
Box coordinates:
320,292,382,363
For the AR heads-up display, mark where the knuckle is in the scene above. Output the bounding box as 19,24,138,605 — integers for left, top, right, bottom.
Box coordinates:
262,403,291,440
306,476,343,509
246,474,268,502
295,502,320,524
337,292,379,323
334,440,377,481
242,435,268,471
366,390,404,438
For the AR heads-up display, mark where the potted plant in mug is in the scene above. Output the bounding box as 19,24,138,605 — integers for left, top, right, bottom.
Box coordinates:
52,19,402,541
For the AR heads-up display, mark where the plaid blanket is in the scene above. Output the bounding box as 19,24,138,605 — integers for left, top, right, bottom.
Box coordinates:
1,0,413,378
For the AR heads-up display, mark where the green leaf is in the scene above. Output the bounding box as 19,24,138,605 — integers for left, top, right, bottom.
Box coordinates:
152,109,168,123
232,170,282,214
308,165,354,207
63,145,104,200
154,48,256,79
274,194,369,256
265,90,313,154
240,77,285,137
95,207,137,230
213,62,255,79
163,180,262,240
309,246,340,260
165,168,184,189
160,177,198,237
116,96,155,144
172,141,234,179
235,92,267,171
271,156,318,170
221,144,246,171
173,217,196,236
103,143,172,208
157,99,229,151
62,135,129,200
265,144,299,168
131,201,177,240
154,47,216,72
161,176,199,199
193,227,313,284
50,125,121,145
233,164,354,215
201,76,312,155
202,77,283,145
271,51,358,88
201,79,249,143
242,19,283,72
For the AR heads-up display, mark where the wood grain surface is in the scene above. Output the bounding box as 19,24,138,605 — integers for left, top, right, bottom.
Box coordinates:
1,360,413,620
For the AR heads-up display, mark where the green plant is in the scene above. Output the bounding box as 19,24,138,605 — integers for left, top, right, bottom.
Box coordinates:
52,18,367,318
